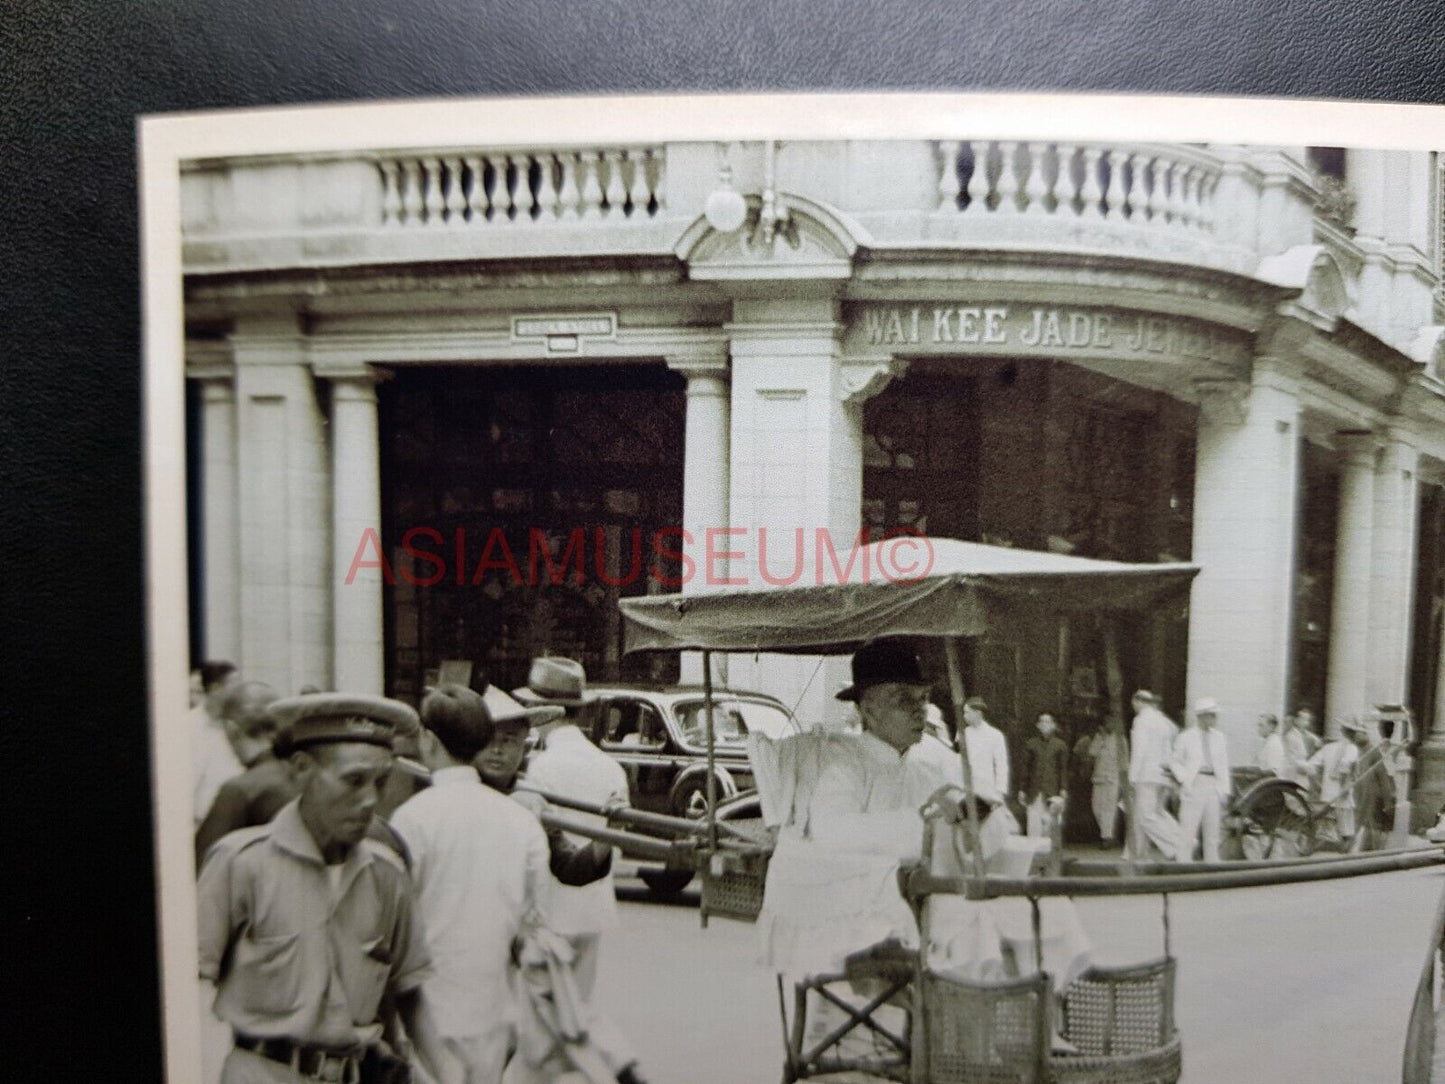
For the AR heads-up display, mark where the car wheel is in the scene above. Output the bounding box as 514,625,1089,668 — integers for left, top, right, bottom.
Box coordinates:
638,867,695,895
673,775,719,820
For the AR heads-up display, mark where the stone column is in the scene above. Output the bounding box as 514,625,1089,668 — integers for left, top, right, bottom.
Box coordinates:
1324,430,1380,734
324,365,386,696
667,356,731,686
724,298,903,728
1185,359,1301,753
1367,433,1420,708
190,357,241,662
231,315,332,695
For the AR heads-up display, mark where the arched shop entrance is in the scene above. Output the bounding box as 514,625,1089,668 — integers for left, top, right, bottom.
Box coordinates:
862,357,1198,837
379,363,686,703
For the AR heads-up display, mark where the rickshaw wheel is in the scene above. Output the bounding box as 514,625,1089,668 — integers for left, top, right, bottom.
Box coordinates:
1232,778,1316,859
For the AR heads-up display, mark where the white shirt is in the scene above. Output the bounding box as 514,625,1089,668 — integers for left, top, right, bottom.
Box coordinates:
192,703,243,827
1257,732,1286,776
1129,706,1179,786
961,722,1010,805
1308,740,1360,806
1169,726,1231,800
390,766,551,1038
523,725,629,936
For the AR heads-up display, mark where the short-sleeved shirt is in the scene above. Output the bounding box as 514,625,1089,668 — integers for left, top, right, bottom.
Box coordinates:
523,725,629,936
390,767,551,1038
197,798,432,1050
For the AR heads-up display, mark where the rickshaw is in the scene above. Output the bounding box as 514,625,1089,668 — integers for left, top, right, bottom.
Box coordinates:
524,538,1445,1082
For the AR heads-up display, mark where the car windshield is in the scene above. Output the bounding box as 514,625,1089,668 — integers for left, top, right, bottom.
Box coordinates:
674,697,796,747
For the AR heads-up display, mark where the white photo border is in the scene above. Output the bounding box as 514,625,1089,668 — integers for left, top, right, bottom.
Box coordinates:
141,90,1445,1083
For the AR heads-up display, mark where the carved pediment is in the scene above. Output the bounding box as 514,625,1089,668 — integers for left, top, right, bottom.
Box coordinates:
1256,244,1353,321
676,193,868,282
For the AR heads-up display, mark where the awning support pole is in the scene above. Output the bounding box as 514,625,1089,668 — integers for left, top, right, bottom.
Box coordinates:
944,637,985,885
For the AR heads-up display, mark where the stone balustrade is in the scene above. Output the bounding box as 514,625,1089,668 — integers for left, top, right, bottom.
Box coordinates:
934,141,1220,232
376,146,664,228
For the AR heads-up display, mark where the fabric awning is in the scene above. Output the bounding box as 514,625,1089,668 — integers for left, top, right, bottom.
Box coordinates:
620,538,1198,656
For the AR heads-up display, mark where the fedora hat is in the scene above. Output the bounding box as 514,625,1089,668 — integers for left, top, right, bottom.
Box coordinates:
836,639,928,702
513,656,590,707
1193,697,1221,717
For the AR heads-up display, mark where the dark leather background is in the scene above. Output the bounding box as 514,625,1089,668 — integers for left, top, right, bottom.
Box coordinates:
2,0,1442,1078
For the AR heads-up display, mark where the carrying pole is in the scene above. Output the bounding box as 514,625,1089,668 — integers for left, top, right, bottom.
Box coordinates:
944,637,985,884
702,649,718,928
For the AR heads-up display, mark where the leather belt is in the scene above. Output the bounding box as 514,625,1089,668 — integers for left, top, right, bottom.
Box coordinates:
234,1034,362,1082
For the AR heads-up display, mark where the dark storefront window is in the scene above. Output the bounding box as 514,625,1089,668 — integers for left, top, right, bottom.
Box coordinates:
1292,441,1339,716
862,360,1196,826
1411,485,1445,732
380,364,685,704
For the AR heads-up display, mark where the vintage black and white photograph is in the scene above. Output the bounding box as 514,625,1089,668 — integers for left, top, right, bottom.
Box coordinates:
142,94,1445,1083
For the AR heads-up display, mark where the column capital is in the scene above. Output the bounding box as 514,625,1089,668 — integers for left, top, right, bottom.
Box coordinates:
186,339,234,384
1193,377,1250,426
839,353,908,404
665,353,730,388
314,361,389,401
1336,428,1382,467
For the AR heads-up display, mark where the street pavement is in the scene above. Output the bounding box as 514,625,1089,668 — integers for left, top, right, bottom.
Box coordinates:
197,863,1445,1082
603,864,1445,1084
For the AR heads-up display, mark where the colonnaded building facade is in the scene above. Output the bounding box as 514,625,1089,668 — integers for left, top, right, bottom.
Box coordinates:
182,137,1445,820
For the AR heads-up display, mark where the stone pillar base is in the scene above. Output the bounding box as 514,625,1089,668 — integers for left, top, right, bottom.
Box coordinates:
1408,740,1445,831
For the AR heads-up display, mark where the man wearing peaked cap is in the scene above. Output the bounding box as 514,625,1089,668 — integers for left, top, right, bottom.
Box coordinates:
512,657,645,1084
197,690,460,1084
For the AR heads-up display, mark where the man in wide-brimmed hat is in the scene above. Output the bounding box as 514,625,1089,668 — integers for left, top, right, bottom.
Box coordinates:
513,657,644,1084
1308,716,1367,844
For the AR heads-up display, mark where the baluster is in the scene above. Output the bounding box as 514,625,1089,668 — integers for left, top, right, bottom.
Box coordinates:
937,141,961,211
1196,172,1215,232
401,159,423,226
965,141,990,213
627,148,652,216
421,157,445,226
1141,156,1162,222
580,151,604,218
650,148,665,212
1115,150,1135,220
463,156,484,222
995,141,1021,214
534,152,559,220
603,149,626,217
1168,161,1187,225
484,154,507,222
443,157,467,223
379,160,402,226
511,154,535,220
1176,166,1195,229
556,152,581,220
1103,149,1126,220
1025,142,1051,215
1079,146,1104,218
1053,144,1079,214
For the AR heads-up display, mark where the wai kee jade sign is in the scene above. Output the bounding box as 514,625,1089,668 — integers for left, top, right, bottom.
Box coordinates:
850,303,1237,364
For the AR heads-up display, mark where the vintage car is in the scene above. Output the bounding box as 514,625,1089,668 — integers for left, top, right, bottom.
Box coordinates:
580,683,796,894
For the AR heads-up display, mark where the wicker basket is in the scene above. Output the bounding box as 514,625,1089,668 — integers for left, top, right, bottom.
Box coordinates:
1051,958,1181,1084
699,852,769,921
921,971,1050,1084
